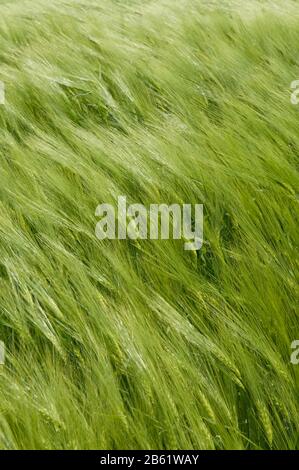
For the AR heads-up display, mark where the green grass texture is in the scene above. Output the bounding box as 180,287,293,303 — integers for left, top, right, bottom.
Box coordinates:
0,0,298,450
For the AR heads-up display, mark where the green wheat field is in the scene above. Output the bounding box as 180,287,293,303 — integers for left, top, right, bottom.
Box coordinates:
0,0,298,450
